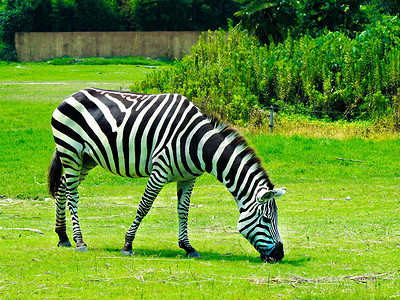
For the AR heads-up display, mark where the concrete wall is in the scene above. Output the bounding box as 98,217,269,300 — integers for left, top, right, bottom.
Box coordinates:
15,31,204,62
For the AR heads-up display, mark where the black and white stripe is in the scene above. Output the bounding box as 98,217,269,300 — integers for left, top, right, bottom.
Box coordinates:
48,87,286,262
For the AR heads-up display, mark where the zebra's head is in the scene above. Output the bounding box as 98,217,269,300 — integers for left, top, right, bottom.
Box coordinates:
237,187,286,263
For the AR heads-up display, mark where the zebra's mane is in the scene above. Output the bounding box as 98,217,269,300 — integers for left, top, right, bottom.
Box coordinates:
207,116,274,190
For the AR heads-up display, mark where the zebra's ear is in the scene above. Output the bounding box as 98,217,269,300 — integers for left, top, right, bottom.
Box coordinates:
257,187,287,204
274,187,287,198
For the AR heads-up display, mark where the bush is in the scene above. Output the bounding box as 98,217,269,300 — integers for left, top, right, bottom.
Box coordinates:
132,18,400,128
0,40,16,61
132,29,262,125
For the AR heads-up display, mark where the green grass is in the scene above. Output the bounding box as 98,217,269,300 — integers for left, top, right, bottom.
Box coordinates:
0,61,166,84
0,60,166,199
0,62,399,299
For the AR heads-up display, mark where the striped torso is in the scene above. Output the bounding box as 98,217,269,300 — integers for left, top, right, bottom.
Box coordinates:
52,88,206,180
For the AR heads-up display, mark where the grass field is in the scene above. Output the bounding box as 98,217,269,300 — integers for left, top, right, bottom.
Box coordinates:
0,61,399,299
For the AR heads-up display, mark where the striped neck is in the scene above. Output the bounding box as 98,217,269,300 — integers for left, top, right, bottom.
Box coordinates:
197,118,274,208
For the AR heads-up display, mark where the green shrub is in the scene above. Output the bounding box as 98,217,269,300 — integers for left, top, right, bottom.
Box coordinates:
132,18,400,129
0,40,16,61
132,30,262,125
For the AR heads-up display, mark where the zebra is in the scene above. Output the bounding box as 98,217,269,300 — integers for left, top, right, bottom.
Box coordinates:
48,87,286,263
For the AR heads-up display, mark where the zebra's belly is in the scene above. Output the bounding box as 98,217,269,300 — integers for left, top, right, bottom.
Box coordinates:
85,142,152,178
84,136,201,182
87,147,200,182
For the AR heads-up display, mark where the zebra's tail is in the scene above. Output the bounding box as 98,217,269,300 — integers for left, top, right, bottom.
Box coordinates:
48,149,63,198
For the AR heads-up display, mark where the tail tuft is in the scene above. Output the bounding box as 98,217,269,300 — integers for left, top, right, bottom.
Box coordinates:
48,150,63,198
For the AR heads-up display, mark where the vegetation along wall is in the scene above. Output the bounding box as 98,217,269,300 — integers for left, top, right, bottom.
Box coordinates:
14,31,204,62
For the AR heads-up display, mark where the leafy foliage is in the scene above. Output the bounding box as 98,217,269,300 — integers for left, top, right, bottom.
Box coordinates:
295,0,367,38
0,0,37,53
234,0,297,44
132,0,240,31
132,29,261,126
133,18,400,128
234,0,368,43
370,0,400,15
131,0,192,31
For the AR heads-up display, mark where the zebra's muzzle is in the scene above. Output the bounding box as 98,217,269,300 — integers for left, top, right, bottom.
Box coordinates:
260,242,284,263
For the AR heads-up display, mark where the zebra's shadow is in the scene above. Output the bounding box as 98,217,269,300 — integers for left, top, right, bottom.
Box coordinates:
102,246,309,266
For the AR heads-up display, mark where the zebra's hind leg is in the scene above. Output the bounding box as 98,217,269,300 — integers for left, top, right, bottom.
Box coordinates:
121,171,168,256
64,165,87,252
55,176,72,248
177,179,200,258
49,149,71,247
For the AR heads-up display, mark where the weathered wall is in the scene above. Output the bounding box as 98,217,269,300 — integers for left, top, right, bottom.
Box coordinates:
15,31,204,62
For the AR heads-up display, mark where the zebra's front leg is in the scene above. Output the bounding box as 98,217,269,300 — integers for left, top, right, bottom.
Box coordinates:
55,176,72,247
177,178,200,258
121,172,168,256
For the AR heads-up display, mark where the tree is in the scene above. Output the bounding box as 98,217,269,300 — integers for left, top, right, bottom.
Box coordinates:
0,0,41,60
29,0,53,32
73,0,126,31
370,0,400,15
51,0,76,32
234,0,297,44
131,0,239,31
0,0,38,45
190,0,240,30
296,0,367,38
132,0,192,31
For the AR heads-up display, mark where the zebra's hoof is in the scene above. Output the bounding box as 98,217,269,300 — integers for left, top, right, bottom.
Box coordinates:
57,240,72,247
186,251,200,258
75,245,88,252
121,249,133,256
